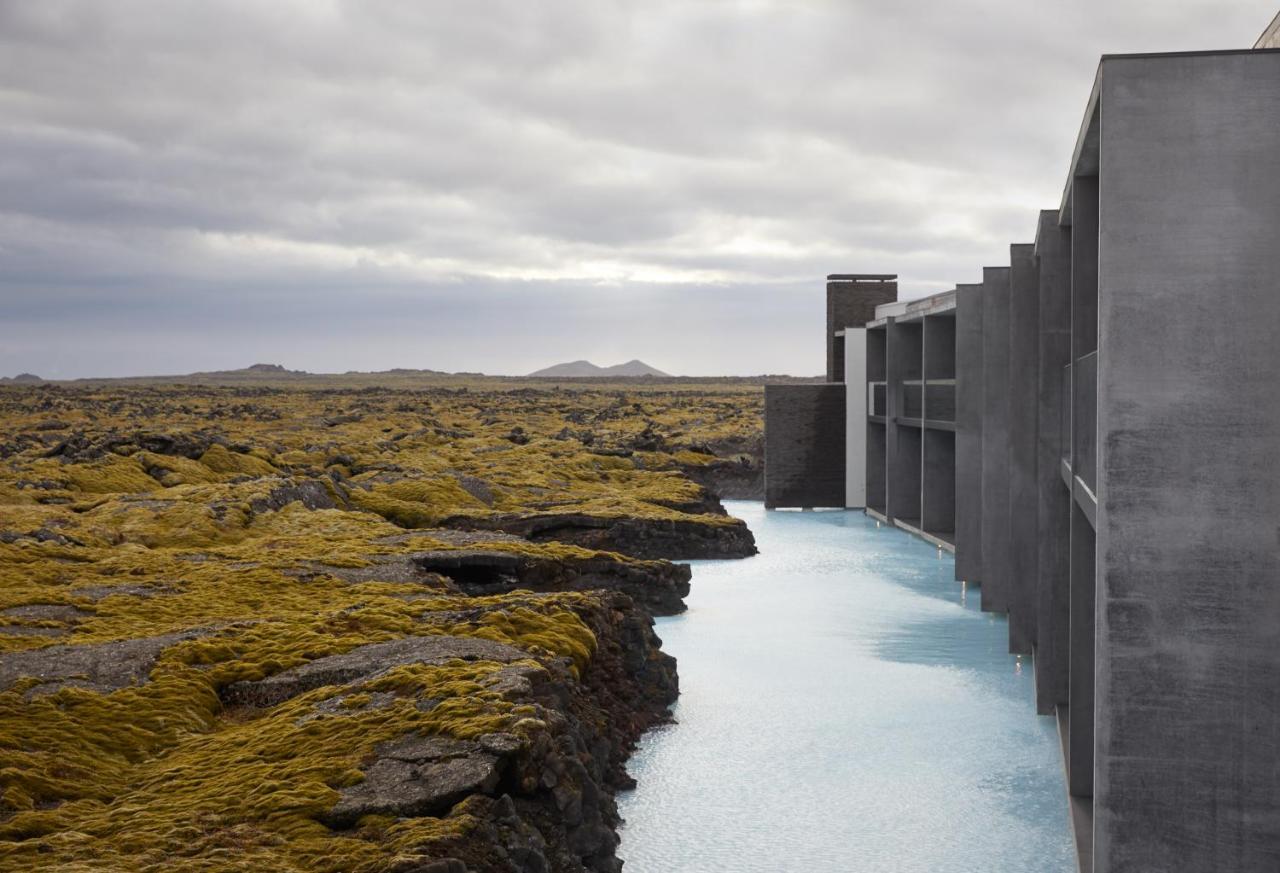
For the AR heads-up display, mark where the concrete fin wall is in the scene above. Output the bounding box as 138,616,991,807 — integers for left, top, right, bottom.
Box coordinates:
1092,52,1280,872
954,284,984,582
1033,210,1072,715
979,267,1011,612
1007,244,1040,655
763,383,847,508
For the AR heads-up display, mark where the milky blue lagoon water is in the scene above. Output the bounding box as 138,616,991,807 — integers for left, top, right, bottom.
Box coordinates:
617,501,1074,873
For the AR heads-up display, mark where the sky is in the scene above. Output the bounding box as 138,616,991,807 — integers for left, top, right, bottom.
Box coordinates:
1,1,1274,379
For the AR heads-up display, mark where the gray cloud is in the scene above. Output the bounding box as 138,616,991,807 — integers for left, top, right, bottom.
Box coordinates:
0,0,1273,377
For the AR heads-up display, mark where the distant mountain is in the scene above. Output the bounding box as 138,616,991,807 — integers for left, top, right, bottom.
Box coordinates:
527,359,671,378
0,373,42,383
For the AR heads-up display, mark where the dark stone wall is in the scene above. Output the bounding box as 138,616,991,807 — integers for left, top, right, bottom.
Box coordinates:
764,383,847,508
827,278,897,381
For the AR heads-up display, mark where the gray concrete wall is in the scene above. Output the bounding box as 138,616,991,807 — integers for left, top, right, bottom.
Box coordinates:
866,326,888,513
1033,210,1072,715
763,383,847,509
954,284,984,583
886,319,922,522
922,429,955,537
1007,243,1039,655
1092,52,1280,872
827,278,897,381
979,266,1011,612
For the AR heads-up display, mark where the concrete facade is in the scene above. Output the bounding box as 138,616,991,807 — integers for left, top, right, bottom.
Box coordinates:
1090,52,1280,872
954,284,983,583
762,383,847,509
1033,210,1071,717
1007,244,1039,656
772,41,1280,873
863,293,957,552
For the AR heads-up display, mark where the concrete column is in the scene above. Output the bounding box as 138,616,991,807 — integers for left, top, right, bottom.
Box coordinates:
1092,52,1280,872
844,328,867,508
980,266,1011,613
922,312,957,544
1034,210,1072,715
1068,173,1098,807
954,284,984,583
1007,243,1039,655
866,326,888,514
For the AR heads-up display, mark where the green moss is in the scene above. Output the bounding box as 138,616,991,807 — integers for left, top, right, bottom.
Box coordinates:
63,456,159,495
0,380,761,869
199,445,278,478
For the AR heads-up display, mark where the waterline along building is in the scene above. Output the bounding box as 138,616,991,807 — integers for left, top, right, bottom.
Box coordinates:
765,44,1280,873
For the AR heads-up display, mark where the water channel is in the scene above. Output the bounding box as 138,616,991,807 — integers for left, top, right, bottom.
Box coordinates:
617,501,1074,873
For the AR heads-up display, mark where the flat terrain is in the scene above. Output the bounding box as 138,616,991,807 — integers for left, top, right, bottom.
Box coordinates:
0,379,763,872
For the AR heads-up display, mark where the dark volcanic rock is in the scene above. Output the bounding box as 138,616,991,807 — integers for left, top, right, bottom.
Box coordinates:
0,630,206,696
409,546,692,616
682,454,764,500
324,735,502,826
248,477,336,513
441,511,757,561
222,635,528,707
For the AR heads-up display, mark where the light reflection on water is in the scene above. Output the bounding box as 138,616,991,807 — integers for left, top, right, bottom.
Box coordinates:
616,501,1074,873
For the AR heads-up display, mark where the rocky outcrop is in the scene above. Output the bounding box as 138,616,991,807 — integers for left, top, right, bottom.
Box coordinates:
681,454,764,500
408,546,692,616
440,512,757,561
222,635,528,707
0,630,207,697
226,592,677,873
323,735,504,827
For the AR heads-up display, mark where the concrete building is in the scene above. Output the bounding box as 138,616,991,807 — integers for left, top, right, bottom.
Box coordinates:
764,274,896,509
765,45,1280,873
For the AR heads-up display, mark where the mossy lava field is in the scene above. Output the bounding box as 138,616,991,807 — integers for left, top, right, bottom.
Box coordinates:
0,380,763,873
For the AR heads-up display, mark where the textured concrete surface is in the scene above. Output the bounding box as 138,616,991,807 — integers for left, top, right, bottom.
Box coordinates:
1068,171,1100,812
827,277,897,381
954,284,984,584
1090,52,1280,873
764,383,847,508
1033,210,1072,715
979,266,1011,613
1007,244,1039,655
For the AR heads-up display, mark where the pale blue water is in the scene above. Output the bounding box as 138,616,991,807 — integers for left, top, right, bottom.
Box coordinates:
617,501,1074,873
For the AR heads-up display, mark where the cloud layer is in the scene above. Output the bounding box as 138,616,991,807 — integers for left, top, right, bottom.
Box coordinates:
0,0,1271,377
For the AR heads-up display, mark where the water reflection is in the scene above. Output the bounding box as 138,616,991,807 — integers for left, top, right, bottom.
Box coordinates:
616,502,1073,873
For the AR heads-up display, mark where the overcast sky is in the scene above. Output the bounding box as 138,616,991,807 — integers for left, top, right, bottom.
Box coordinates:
1,1,1273,378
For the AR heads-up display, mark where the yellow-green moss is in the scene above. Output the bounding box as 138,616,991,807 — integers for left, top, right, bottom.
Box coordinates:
199,444,278,478
63,455,159,495
0,380,761,870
